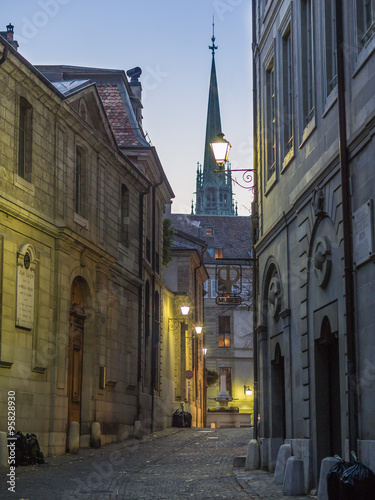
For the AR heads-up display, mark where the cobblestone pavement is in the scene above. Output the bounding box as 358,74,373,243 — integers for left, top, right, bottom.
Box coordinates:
1,428,316,500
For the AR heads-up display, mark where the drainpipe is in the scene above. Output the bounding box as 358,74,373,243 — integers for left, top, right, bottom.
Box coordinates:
151,176,164,432
252,0,259,441
335,0,358,459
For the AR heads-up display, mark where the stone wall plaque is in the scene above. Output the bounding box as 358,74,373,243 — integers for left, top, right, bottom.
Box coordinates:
353,200,374,267
16,247,35,329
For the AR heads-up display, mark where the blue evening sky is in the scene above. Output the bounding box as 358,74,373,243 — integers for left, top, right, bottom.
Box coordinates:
2,0,253,215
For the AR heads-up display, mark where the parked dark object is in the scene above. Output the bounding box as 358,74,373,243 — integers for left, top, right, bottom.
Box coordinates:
340,452,375,500
172,404,192,428
327,455,351,500
8,431,45,466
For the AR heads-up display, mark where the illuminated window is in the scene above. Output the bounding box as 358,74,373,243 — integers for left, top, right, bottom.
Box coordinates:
18,97,33,182
206,226,214,236
215,248,223,259
218,316,231,348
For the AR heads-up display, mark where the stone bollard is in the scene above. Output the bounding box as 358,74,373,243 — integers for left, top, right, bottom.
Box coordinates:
245,439,260,470
68,421,80,454
274,444,292,484
283,456,305,495
134,420,143,440
90,422,101,448
317,456,339,500
0,432,9,468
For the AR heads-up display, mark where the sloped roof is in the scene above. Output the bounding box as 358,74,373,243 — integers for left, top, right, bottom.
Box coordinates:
170,214,251,264
35,65,149,148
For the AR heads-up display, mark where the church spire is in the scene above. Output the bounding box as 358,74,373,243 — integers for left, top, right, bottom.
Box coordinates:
195,24,235,216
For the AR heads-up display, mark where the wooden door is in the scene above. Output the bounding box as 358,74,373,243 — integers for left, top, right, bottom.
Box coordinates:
68,280,85,427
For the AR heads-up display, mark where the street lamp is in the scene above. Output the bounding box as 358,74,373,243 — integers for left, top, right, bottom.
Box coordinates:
168,304,190,331
210,132,231,171
210,132,255,191
202,347,207,356
244,386,253,396
195,325,203,335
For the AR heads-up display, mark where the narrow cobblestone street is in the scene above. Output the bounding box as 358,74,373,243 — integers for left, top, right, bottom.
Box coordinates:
1,428,314,500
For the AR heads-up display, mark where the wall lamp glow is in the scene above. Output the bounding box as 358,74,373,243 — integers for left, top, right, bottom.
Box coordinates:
244,386,253,396
195,325,203,334
180,305,190,316
202,348,207,356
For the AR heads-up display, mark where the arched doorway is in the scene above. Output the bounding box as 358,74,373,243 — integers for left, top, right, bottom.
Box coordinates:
68,278,86,430
314,316,341,464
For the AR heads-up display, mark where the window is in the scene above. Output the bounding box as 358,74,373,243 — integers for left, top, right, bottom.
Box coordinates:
218,316,231,348
120,184,129,246
266,59,276,179
357,0,375,46
206,190,216,208
18,98,33,182
324,0,337,96
301,0,315,127
282,27,294,160
215,248,223,259
211,279,217,298
203,280,209,298
206,226,214,236
75,146,87,217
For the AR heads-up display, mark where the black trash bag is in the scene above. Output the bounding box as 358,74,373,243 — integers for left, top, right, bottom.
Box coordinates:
340,452,375,500
11,431,28,466
8,431,45,466
327,455,351,500
172,409,185,428
26,433,45,465
183,412,192,428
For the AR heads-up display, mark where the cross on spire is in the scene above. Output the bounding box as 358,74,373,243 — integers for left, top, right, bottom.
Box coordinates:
209,17,218,55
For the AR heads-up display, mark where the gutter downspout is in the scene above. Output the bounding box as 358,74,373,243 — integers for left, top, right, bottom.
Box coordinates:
335,0,358,458
252,0,259,441
151,177,164,432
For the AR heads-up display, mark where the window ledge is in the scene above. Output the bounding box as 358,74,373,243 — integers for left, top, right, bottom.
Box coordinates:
353,36,375,78
281,146,294,173
264,171,277,196
73,212,89,229
299,115,316,148
14,174,34,195
322,88,338,118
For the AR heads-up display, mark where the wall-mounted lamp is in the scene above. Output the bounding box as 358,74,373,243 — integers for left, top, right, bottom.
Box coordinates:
202,348,207,356
168,305,190,331
195,325,203,335
210,132,231,171
244,385,253,396
180,305,190,316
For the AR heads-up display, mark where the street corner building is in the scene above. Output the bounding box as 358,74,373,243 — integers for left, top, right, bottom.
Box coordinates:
252,0,375,493
0,26,208,457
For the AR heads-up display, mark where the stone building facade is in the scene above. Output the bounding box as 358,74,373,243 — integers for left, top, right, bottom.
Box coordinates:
0,29,182,456
169,214,253,419
253,0,375,491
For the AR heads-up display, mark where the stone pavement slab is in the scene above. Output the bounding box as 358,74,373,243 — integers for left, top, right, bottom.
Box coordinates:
234,468,318,500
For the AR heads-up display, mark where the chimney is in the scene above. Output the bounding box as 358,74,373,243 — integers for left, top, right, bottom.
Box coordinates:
126,67,143,126
0,24,19,51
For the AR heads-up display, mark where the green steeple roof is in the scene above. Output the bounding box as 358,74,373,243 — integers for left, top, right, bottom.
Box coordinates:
195,25,235,216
